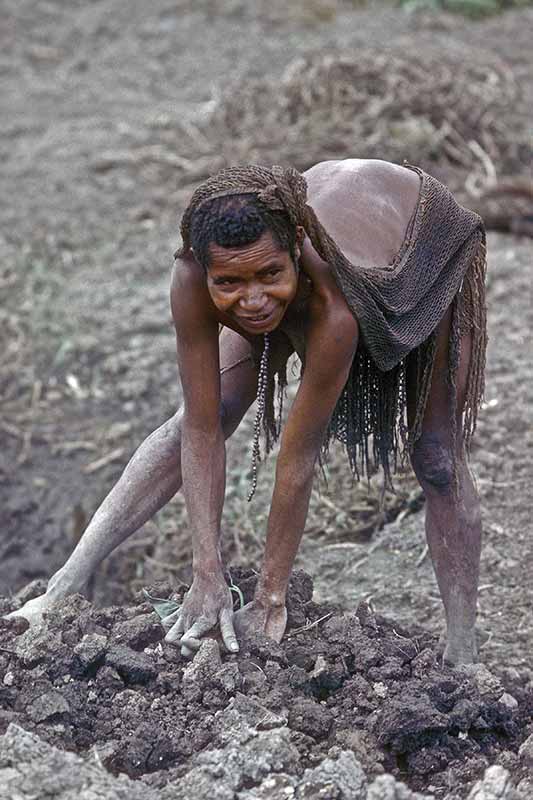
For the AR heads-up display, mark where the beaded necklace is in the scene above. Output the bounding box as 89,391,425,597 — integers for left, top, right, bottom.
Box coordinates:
247,332,270,501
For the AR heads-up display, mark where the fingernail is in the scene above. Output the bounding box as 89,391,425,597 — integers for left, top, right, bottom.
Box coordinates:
230,642,239,652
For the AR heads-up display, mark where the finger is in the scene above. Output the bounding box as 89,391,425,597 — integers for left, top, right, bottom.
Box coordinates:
179,617,214,651
164,614,186,643
220,608,239,653
161,609,181,631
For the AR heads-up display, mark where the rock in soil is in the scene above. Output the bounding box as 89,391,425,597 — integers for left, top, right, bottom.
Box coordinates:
1,569,533,799
0,724,164,800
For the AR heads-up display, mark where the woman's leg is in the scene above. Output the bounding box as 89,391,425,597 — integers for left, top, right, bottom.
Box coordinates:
9,329,259,620
408,306,482,665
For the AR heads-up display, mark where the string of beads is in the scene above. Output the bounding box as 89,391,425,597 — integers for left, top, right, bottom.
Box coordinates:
247,333,270,501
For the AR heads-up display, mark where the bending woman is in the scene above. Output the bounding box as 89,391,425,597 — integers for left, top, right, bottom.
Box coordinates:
9,159,487,666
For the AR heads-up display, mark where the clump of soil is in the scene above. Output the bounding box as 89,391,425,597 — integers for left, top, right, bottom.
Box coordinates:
1,570,532,799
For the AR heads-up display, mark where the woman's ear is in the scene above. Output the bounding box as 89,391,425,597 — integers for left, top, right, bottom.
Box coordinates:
294,225,305,263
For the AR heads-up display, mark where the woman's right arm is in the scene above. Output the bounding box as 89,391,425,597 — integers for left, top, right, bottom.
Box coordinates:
166,259,238,655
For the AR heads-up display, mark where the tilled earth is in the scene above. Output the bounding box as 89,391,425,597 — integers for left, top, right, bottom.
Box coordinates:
1,570,533,799
1,2,533,799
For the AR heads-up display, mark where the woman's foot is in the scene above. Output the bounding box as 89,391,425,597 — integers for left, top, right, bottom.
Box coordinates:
439,625,489,666
4,593,53,627
442,641,477,666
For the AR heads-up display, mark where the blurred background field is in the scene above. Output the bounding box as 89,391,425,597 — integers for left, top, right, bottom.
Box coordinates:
1,0,532,668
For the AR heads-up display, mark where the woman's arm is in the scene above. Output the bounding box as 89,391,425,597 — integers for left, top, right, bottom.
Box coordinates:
235,296,359,640
168,260,238,654
259,301,359,600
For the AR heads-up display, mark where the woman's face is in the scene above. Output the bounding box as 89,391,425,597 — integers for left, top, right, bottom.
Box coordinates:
206,230,300,335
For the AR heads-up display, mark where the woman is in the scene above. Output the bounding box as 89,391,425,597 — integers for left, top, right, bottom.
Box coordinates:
9,159,487,666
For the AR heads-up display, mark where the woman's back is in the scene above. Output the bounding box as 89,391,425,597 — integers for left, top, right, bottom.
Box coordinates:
304,158,421,269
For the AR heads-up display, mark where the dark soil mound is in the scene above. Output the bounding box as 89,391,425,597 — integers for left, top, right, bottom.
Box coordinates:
1,570,532,799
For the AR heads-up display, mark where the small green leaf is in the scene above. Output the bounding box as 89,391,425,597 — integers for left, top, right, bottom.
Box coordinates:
229,581,245,609
142,588,180,620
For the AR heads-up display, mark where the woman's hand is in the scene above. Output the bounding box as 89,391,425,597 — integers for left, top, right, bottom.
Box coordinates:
233,599,288,643
164,571,238,657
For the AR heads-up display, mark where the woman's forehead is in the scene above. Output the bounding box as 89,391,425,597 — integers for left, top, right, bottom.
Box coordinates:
208,231,287,271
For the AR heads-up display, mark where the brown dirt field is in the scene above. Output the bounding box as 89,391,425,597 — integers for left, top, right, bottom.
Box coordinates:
1,571,533,798
1,1,532,797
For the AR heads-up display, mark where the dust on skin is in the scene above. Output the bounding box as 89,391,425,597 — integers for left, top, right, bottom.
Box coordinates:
8,159,482,671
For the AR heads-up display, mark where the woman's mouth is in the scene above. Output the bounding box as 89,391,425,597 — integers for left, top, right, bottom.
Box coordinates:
237,308,277,330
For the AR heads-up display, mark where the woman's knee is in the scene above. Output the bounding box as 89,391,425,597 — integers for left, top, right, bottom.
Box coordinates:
159,409,183,446
220,397,249,437
168,397,246,444
130,411,182,466
411,433,454,495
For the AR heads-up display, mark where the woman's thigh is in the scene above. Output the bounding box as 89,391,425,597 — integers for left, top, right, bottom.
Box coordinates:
219,326,295,423
407,305,473,447
219,328,258,428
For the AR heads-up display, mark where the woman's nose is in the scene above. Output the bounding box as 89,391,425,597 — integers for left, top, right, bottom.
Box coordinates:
239,287,265,311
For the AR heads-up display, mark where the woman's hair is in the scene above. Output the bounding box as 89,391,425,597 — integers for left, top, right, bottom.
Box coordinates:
188,193,298,269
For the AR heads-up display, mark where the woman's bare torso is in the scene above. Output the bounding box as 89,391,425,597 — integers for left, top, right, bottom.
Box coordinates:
303,158,421,269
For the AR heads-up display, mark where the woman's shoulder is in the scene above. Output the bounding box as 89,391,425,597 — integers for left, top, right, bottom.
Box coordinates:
170,255,218,332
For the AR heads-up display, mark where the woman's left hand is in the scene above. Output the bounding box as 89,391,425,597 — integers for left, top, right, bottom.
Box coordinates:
233,599,287,643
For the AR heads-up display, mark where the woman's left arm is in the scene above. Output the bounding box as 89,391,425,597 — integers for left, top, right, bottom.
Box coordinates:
245,299,359,635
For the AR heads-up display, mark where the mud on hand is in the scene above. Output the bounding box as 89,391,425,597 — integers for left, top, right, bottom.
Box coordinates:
162,572,239,658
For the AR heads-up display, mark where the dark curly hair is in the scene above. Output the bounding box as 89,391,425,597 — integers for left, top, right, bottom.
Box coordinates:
188,193,298,269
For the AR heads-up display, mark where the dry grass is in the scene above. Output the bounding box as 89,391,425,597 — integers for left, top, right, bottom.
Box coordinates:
169,47,527,203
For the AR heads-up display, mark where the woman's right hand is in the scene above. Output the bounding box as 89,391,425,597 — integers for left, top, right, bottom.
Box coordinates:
163,570,238,657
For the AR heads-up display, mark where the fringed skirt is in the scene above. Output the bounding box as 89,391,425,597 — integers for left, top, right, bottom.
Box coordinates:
257,167,488,488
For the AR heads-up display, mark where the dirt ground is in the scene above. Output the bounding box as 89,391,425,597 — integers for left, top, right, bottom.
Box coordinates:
1,571,533,799
1,1,532,798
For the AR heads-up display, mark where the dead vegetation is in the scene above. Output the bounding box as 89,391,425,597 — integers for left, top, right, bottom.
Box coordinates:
88,47,531,234
181,48,529,203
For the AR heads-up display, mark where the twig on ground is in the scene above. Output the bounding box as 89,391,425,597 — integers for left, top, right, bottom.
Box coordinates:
344,556,368,576
143,554,181,573
83,448,125,474
287,611,333,637
323,542,365,549
120,537,155,551
17,379,42,466
93,746,104,769
416,544,429,567
0,421,24,440
51,440,99,455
